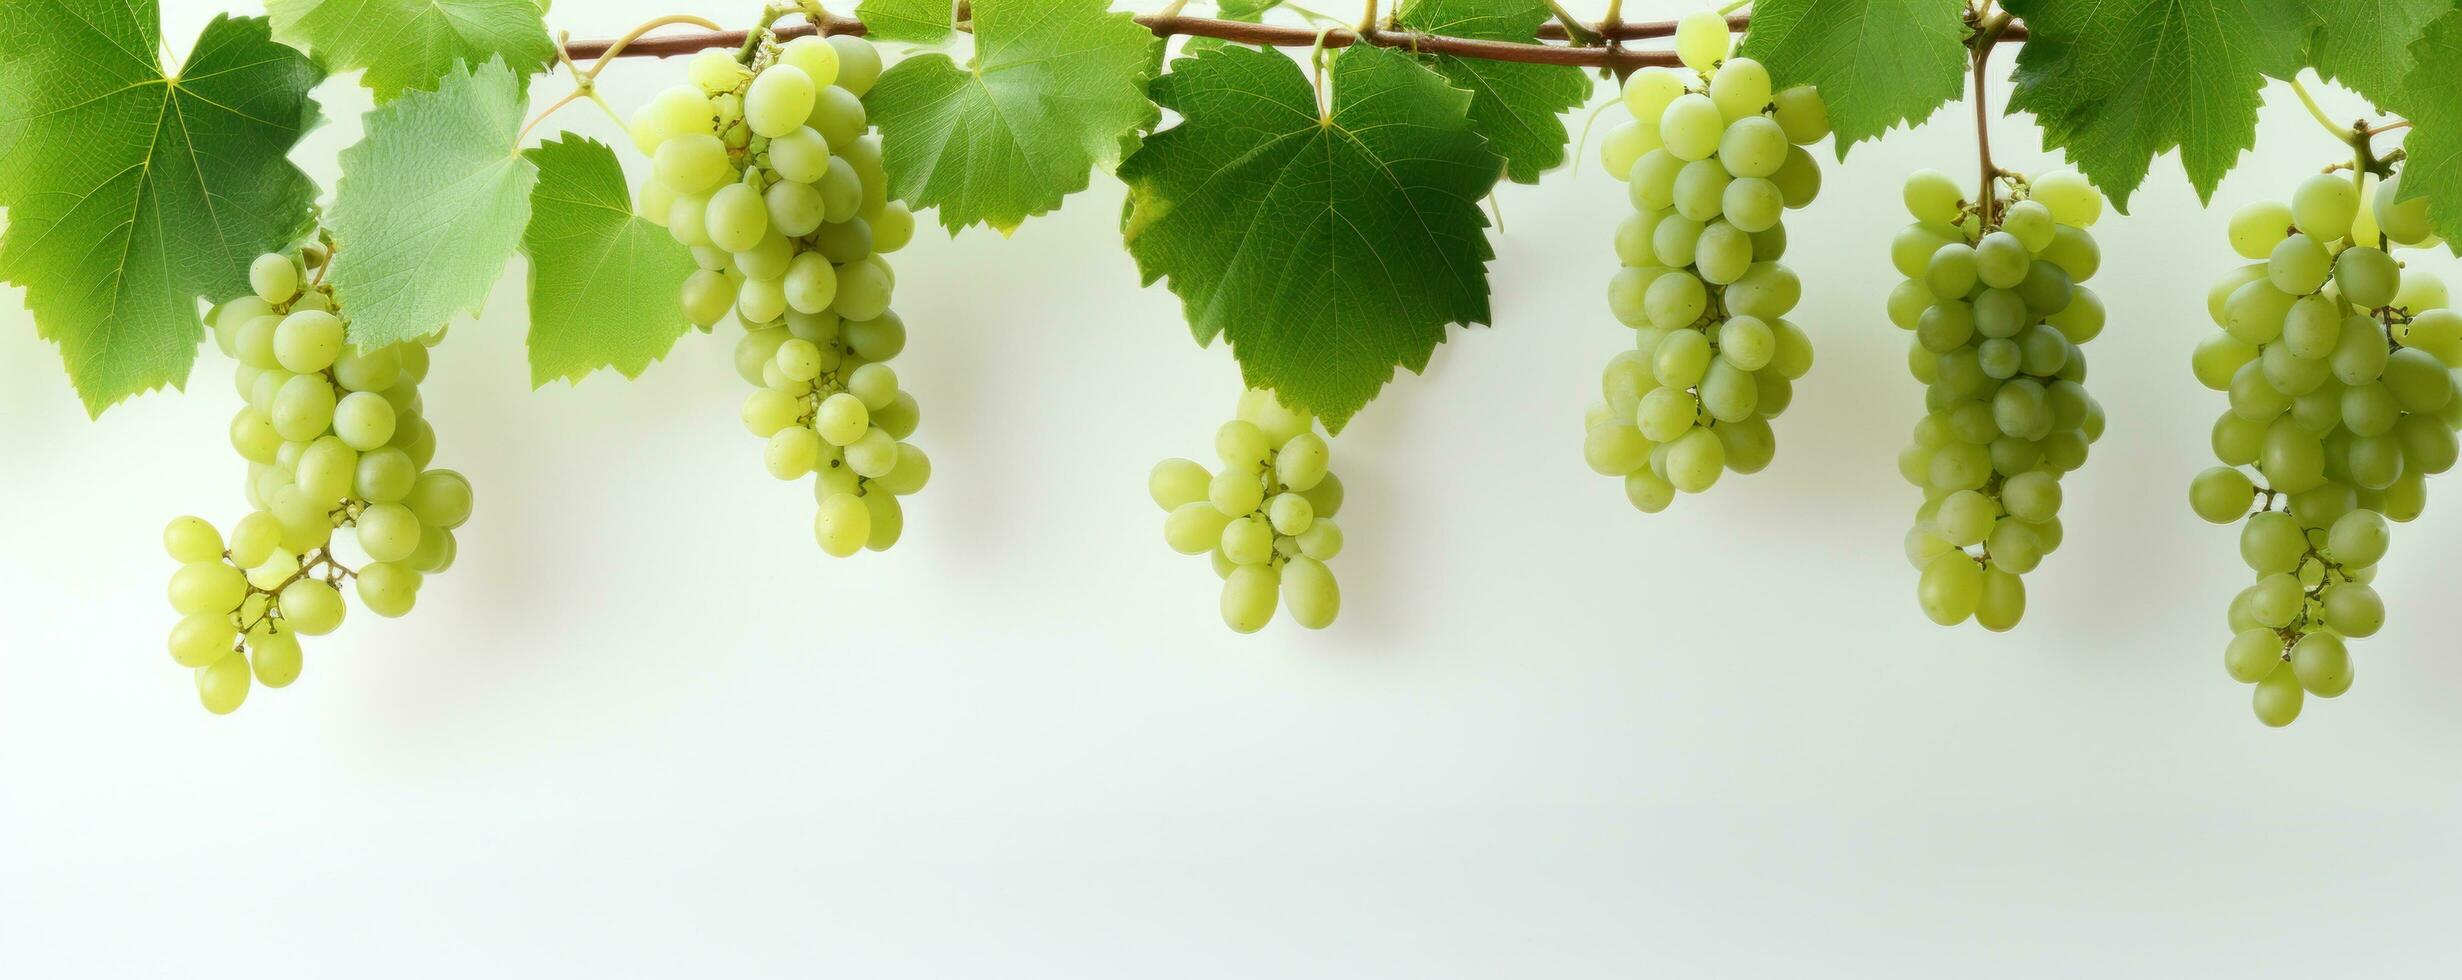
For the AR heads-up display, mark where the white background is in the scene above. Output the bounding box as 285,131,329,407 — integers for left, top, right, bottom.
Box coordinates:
6,1,2461,975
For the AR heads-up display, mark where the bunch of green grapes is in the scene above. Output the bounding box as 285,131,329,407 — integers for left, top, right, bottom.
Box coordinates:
1150,390,1346,633
1586,14,1828,512
2187,166,2460,726
1889,169,2108,631
629,35,928,556
165,245,474,714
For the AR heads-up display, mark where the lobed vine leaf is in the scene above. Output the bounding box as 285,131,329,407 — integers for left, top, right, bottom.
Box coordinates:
2394,7,2462,251
1395,0,1592,183
0,7,323,416
866,0,1160,234
519,135,698,386
267,0,551,102
1119,44,1502,432
2000,0,2317,212
856,0,957,44
2305,0,2450,118
327,58,537,349
1738,0,1970,159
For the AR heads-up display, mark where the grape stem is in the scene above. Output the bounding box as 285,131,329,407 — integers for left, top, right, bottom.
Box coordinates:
562,6,2022,71
1969,8,2013,228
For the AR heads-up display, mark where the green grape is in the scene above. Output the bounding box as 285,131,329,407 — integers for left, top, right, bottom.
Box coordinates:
2374,169,2439,246
278,579,345,636
164,516,224,564
1674,9,1731,72
2291,172,2360,242
272,310,344,373
2326,508,2390,566
1220,564,1280,633
249,627,304,686
197,652,252,715
1621,67,1686,120
2334,246,2399,309
813,492,871,556
332,391,397,452
1717,115,1788,179
354,563,419,619
656,132,728,195
2321,582,2384,637
1707,56,1769,121
826,35,882,96
1975,567,2025,632
2030,171,2102,226
2189,466,2255,522
745,64,816,138
1903,170,1963,224
1281,556,1339,629
250,252,300,304
1771,85,1828,143
706,183,769,253
2228,200,2294,259
271,373,337,443
1918,552,1982,625
406,470,475,529
170,613,237,667
2267,234,2332,294
1659,94,1724,162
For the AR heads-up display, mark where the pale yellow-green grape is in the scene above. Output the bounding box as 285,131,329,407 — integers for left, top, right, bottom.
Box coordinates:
162,245,476,714
1588,35,1827,514
1890,169,2107,632
2191,162,2461,726
643,34,927,557
1153,389,1346,632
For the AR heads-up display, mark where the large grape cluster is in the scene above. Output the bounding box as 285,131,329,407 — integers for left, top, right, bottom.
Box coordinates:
1586,14,1828,512
1151,390,1346,633
1890,169,2108,631
165,245,474,714
2188,167,2460,726
629,35,928,556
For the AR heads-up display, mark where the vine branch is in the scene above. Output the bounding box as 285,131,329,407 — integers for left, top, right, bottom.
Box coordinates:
562,8,2024,72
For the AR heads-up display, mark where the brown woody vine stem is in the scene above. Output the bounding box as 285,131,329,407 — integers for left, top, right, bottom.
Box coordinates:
563,8,2025,72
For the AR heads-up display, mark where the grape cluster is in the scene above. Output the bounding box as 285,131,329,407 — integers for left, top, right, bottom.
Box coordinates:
2189,167,2459,726
166,246,474,714
629,36,928,555
1150,390,1346,633
1890,170,2108,630
1587,15,1828,512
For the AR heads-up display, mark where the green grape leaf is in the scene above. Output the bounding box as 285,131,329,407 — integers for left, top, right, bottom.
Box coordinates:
2306,0,2449,117
267,0,551,102
519,135,698,385
2000,0,2317,212
0,9,323,416
868,0,1160,233
2394,8,2462,250
1738,0,1970,159
328,57,537,348
1119,44,1502,432
1395,0,1592,183
857,0,957,43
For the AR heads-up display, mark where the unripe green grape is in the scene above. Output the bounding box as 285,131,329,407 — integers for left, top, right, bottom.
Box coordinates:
272,309,344,374
250,252,300,304
1218,514,1273,565
2229,200,2294,259
705,183,768,253
2375,169,2439,245
1220,563,1280,633
745,64,816,138
276,579,344,636
2030,171,2102,226
1974,567,2025,632
1917,552,1982,625
2223,629,2282,683
737,276,788,324
1768,318,1813,379
809,85,868,151
1973,231,2030,289
2287,631,2351,696
1694,220,1752,284
353,502,420,563
1721,177,1784,233
832,260,893,321
331,391,396,452
1665,427,1725,492
2040,225,2100,282
2189,466,2255,522
2247,573,2304,629
2333,246,2399,309
1903,169,1963,223
1707,56,1770,118
1674,9,1731,71
1628,149,1683,211
164,515,224,564
1972,288,2028,340
845,312,906,361
170,612,238,667
1622,66,1686,120
2003,471,2061,523
656,133,728,196
2397,413,2459,473
1659,93,1724,161
825,35,882,96
1936,489,1995,545
815,392,868,446
1771,85,1828,143
247,626,305,686
874,444,932,496
2239,509,2306,573
1600,121,1656,180
406,470,474,530
1643,270,1707,330
813,492,871,557
1717,315,1776,371
2326,508,2390,567
197,651,252,715
2268,233,2331,294
1718,115,1788,178
1772,146,1821,208
2292,172,2360,242
1280,557,1339,629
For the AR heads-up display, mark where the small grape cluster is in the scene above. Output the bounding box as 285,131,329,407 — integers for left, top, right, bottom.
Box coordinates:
1890,169,2108,631
629,35,929,555
1587,14,1828,512
2188,167,2460,726
1150,390,1346,633
165,246,474,714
